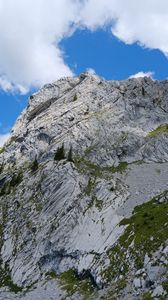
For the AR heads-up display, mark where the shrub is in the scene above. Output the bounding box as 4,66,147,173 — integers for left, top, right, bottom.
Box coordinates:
73,93,77,101
142,86,145,96
0,164,3,174
0,172,23,196
31,159,39,173
54,144,65,161
0,148,5,154
10,173,23,187
147,124,168,138
67,146,73,162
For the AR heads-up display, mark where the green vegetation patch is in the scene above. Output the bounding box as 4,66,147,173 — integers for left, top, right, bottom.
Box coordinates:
0,164,3,174
100,279,126,300
67,146,73,162
84,177,96,196
119,190,168,268
30,159,39,173
94,196,103,211
74,157,127,213
141,292,152,300
73,93,78,101
103,190,168,282
0,172,23,197
29,195,43,212
84,144,97,156
0,264,23,293
74,156,128,177
109,162,128,173
10,172,23,187
162,280,168,294
103,243,129,282
146,124,168,138
0,179,23,294
54,144,65,161
59,269,95,300
0,147,5,155
46,271,57,279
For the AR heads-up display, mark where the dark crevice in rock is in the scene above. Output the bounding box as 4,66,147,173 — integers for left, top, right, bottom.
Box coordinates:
37,132,52,144
78,269,100,289
27,97,57,122
38,249,81,271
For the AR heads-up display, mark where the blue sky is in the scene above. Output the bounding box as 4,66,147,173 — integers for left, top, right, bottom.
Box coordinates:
60,29,168,80
1,0,168,144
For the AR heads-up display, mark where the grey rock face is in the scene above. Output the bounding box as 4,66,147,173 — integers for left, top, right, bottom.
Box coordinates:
0,72,168,299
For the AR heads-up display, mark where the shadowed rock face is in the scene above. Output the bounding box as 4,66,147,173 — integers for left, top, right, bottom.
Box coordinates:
0,73,168,300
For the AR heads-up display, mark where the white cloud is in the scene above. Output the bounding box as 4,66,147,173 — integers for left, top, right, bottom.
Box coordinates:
129,71,154,79
0,76,28,94
80,0,168,56
86,68,96,75
0,0,168,93
0,133,10,147
0,0,79,93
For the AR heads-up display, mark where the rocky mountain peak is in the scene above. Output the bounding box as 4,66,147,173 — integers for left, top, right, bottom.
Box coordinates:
0,73,168,299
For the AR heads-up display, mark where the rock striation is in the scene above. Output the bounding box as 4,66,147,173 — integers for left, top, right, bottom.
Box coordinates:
0,72,168,299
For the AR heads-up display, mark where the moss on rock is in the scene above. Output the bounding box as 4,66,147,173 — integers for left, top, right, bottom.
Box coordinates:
146,124,168,138
102,190,168,283
59,269,95,300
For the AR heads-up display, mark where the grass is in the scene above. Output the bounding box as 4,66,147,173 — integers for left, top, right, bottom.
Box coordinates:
146,124,168,138
103,190,168,282
0,264,23,293
86,196,103,212
74,156,128,177
84,144,97,156
28,194,43,212
103,244,129,282
0,172,23,196
0,147,5,154
99,279,126,300
46,271,57,279
162,280,168,294
94,196,103,211
74,157,128,213
83,178,103,212
109,162,128,173
59,269,95,300
101,296,117,300
119,190,168,267
113,278,127,294
84,177,96,196
10,172,23,187
141,292,152,300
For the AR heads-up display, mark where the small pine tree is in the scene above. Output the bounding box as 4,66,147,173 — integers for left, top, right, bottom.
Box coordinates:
31,159,39,172
67,146,73,162
73,93,77,101
142,87,145,96
54,144,65,161
0,164,3,174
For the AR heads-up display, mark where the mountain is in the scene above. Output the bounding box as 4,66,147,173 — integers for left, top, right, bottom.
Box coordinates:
0,72,168,300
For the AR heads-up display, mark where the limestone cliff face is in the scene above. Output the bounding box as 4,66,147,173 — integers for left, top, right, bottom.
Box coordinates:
0,73,168,300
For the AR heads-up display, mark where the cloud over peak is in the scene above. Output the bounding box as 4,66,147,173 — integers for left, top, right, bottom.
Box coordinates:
129,71,154,79
0,0,168,93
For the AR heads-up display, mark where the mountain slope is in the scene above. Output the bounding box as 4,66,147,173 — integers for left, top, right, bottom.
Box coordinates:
0,72,168,299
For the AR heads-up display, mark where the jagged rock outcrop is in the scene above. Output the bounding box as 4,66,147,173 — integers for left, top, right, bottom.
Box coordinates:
0,72,168,299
